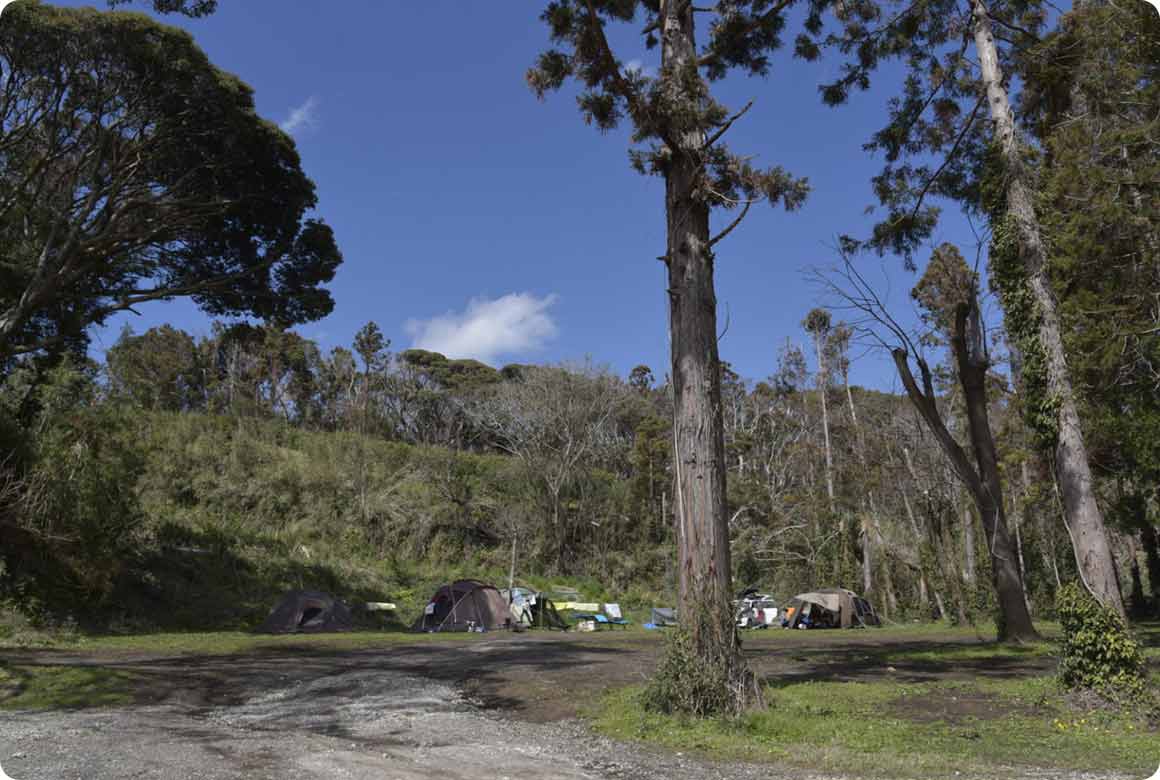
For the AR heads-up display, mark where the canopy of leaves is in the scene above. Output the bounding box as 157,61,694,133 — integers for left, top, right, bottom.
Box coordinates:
1023,4,1160,487
806,0,1046,263
0,3,341,361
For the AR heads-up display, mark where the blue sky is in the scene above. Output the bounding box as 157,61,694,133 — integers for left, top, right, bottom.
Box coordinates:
65,0,992,390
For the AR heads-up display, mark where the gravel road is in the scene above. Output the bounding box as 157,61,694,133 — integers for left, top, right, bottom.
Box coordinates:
0,633,1140,780
0,662,794,780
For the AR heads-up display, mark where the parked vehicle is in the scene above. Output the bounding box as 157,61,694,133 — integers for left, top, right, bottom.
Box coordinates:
734,587,779,629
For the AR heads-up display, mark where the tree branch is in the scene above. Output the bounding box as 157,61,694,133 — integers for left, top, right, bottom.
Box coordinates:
704,100,754,149
709,200,751,247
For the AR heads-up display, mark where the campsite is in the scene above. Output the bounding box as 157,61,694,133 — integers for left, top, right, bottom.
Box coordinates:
1,622,1157,778
2,1,1160,779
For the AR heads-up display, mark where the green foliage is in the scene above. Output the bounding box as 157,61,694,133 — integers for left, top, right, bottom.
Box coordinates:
987,209,1058,447
0,1,340,361
1023,4,1160,489
642,628,735,718
1055,582,1145,698
0,361,145,616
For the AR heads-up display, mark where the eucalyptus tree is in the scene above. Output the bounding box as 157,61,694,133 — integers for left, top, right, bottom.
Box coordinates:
812,0,1125,616
802,309,837,515
528,0,811,712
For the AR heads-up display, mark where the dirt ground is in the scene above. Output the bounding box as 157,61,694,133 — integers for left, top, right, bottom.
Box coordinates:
0,629,1105,780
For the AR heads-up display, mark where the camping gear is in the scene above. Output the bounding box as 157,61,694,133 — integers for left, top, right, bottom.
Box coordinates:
783,588,879,629
603,603,630,627
255,590,353,634
571,606,630,630
734,590,779,629
412,579,514,633
557,601,599,612
644,607,678,629
500,587,569,630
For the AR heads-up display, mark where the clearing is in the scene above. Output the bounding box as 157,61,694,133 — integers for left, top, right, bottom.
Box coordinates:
0,624,1156,779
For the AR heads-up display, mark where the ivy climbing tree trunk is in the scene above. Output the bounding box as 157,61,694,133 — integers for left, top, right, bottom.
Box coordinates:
971,0,1125,619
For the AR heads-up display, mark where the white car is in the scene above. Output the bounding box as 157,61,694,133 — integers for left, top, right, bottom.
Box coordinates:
735,593,779,628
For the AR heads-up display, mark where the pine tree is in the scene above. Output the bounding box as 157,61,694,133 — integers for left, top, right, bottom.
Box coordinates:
528,0,810,714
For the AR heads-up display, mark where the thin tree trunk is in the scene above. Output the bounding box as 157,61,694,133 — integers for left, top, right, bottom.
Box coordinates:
1011,491,1032,616
963,504,977,587
971,0,1124,619
508,533,518,593
813,334,837,515
663,0,758,710
902,452,946,618
1025,460,1063,588
862,511,873,595
902,488,936,616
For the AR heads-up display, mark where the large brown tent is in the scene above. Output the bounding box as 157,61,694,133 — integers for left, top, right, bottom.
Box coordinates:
255,590,353,634
412,580,514,633
784,588,879,629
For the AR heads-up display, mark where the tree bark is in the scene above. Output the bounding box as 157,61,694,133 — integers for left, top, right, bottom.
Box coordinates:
663,1,759,711
971,0,1125,619
812,332,837,516
950,299,1038,640
963,504,977,587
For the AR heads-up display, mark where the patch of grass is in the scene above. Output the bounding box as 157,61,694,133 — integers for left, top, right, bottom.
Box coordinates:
878,640,1058,665
0,663,135,710
59,628,498,656
591,674,1156,779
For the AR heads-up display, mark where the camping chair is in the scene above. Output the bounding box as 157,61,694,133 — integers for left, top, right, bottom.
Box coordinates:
603,603,630,629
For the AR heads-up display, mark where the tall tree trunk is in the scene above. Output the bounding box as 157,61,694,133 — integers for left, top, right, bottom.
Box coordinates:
971,0,1125,619
950,297,1038,640
813,333,837,516
663,1,758,711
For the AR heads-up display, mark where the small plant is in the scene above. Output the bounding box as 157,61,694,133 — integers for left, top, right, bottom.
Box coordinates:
642,628,735,718
1055,582,1145,700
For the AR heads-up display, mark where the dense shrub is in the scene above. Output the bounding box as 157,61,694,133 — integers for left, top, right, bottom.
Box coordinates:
642,628,735,718
1056,582,1145,698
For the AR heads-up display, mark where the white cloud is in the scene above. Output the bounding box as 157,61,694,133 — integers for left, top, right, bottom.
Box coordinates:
279,96,319,136
405,293,559,365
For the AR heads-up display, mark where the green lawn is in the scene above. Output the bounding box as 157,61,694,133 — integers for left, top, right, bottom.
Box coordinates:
592,675,1156,779
0,663,135,710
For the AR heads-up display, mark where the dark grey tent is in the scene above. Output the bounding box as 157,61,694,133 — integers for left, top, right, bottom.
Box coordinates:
784,588,879,629
412,579,514,633
649,607,678,626
255,590,353,634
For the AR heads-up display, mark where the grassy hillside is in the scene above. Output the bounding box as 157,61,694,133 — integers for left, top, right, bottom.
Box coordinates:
3,410,670,635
